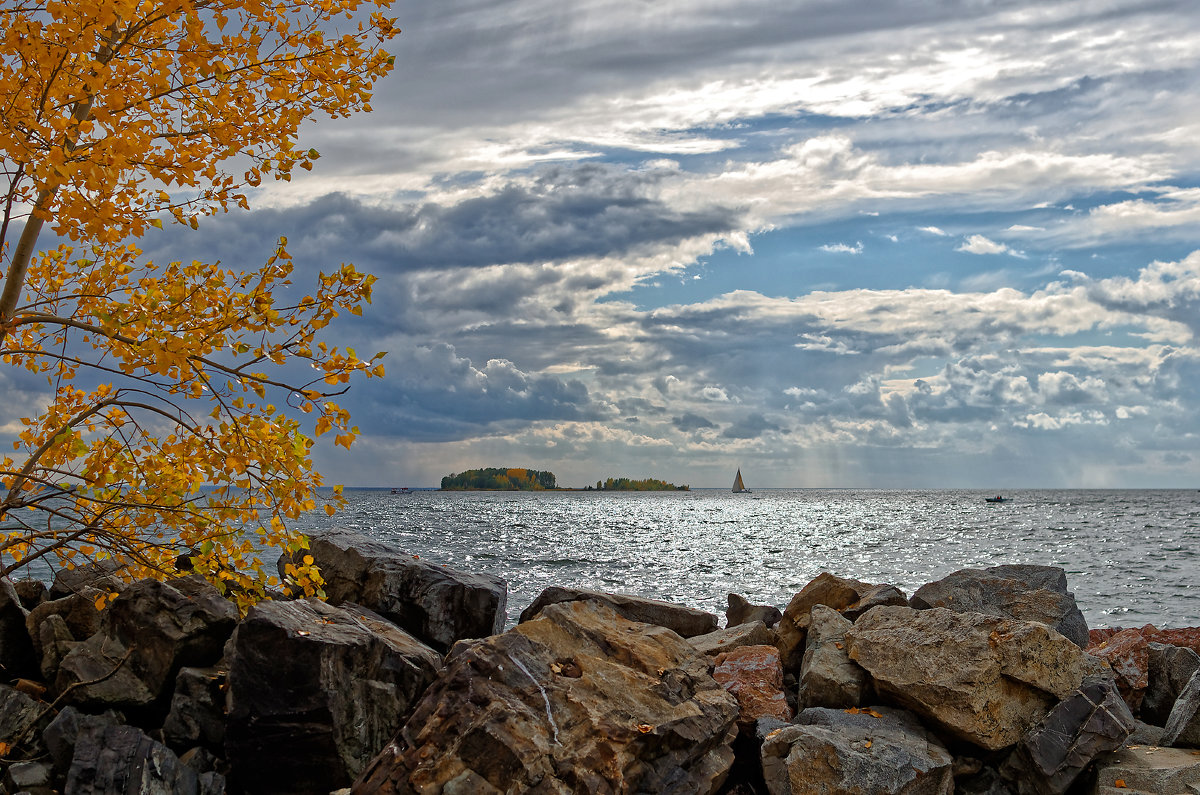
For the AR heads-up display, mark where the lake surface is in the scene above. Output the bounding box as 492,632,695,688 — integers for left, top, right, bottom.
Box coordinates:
295,488,1200,630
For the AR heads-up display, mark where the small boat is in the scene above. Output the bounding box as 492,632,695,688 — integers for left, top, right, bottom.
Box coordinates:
984,495,1007,503
732,468,751,494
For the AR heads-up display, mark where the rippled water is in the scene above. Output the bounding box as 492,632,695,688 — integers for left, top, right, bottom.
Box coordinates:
294,488,1200,630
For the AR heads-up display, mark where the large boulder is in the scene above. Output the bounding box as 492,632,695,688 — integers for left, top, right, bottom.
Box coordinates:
760,706,954,794
355,599,740,794
1091,745,1200,793
689,620,775,657
0,683,52,759
1143,642,1200,726
1163,668,1200,748
909,565,1089,648
712,645,791,729
49,559,123,599
41,706,125,779
1087,625,1157,711
520,585,718,638
0,577,38,680
726,594,782,628
776,573,906,672
26,588,106,662
162,666,226,751
65,722,224,794
55,575,237,710
225,598,442,795
289,528,507,651
845,606,1092,750
798,603,870,710
999,678,1134,794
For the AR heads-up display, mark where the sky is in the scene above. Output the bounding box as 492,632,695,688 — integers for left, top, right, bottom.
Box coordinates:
115,1,1200,487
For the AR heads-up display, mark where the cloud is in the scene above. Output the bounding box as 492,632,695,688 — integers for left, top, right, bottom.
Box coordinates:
820,241,864,254
672,413,717,432
722,412,780,439
919,226,950,236
957,234,1017,256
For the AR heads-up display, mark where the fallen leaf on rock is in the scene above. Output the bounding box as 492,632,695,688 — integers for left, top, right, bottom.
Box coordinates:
1114,780,1126,788
863,740,872,748
636,724,654,733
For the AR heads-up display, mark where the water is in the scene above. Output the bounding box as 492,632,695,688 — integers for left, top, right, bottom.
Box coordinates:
294,488,1200,630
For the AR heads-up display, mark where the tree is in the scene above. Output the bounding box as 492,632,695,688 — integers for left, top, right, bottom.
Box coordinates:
0,0,399,608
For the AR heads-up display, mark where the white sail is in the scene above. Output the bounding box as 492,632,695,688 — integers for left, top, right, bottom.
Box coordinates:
732,468,750,493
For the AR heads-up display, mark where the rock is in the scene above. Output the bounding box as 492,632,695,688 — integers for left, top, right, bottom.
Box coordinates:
1127,719,1166,747
909,565,1089,648
49,559,123,599
798,603,870,710
841,582,909,622
521,584,718,638
65,722,224,794
225,598,442,794
0,577,38,680
1088,625,1158,712
1091,745,1200,793
12,578,47,610
42,705,125,777
37,612,77,681
292,528,507,651
845,606,1092,750
55,575,237,710
26,588,105,660
163,666,226,751
355,599,739,794
3,760,53,794
1164,669,1200,748
1000,678,1134,794
760,705,954,794
726,593,782,628
713,645,791,729
776,572,895,672
1144,643,1200,726
0,683,51,757
690,620,775,657
1153,627,1200,657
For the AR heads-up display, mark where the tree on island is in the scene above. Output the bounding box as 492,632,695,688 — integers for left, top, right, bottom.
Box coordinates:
0,1,399,608
441,468,557,491
591,477,688,491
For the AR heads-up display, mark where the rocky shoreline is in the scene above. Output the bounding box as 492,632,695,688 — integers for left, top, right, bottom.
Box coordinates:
2,528,1199,794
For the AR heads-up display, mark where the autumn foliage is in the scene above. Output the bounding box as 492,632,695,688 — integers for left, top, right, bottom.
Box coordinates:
0,0,399,607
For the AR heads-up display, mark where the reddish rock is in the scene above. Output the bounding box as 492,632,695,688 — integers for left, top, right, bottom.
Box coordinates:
1155,628,1200,657
1088,625,1158,712
712,645,791,729
1089,627,1122,647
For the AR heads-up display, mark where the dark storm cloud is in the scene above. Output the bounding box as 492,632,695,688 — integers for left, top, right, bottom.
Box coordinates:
140,164,742,276
722,412,779,439
672,412,716,432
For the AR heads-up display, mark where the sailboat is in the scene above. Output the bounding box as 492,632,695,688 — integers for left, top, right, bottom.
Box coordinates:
732,468,751,494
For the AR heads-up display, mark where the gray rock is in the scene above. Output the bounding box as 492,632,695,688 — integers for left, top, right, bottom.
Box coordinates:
12,577,48,610
26,588,104,660
65,722,224,794
3,760,52,794
760,705,954,794
1144,643,1200,726
521,584,718,638
0,683,51,757
909,565,1089,648
1000,678,1134,794
690,620,775,657
37,612,77,681
163,666,226,750
1164,668,1200,748
1091,745,1200,793
798,603,870,709
726,593,782,628
845,606,1092,750
0,577,37,680
42,705,124,777
355,599,739,794
225,599,442,794
288,528,508,651
49,559,124,599
55,575,237,710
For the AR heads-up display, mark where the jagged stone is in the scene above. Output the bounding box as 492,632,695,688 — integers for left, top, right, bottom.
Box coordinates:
1164,669,1200,748
772,574,902,672
521,584,718,638
354,599,739,794
1091,745,1200,793
225,599,442,794
288,528,508,651
1088,624,1158,711
0,683,51,758
12,578,48,610
1144,642,1200,726
37,612,77,681
909,565,1088,648
163,666,226,751
55,575,237,710
690,620,775,657
49,559,124,599
0,576,38,680
841,582,909,622
1000,678,1134,794
726,593,782,628
713,644,791,729
42,706,125,777
760,705,954,794
845,605,1092,750
26,588,105,661
3,760,52,794
798,603,870,710
65,722,225,794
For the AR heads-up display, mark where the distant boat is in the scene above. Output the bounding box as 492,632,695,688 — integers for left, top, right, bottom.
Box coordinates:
984,495,1007,503
732,468,751,494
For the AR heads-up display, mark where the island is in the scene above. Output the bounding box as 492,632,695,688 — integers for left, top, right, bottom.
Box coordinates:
587,477,689,491
441,468,557,490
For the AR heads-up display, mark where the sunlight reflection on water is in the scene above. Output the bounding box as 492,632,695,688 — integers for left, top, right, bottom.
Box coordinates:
295,488,1200,630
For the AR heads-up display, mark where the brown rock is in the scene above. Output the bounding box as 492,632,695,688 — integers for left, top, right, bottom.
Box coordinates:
520,585,718,638
845,606,1091,750
689,620,775,657
726,594,782,628
713,645,791,729
355,599,739,794
776,572,883,672
1088,624,1158,712
798,604,870,710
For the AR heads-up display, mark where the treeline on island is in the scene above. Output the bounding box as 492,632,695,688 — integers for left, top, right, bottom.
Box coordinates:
439,468,687,491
